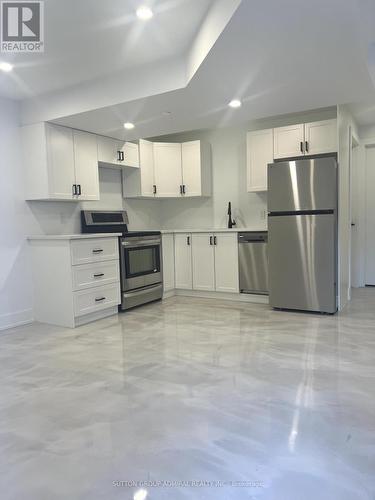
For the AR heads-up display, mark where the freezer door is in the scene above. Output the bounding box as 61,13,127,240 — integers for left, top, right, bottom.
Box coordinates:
268,157,337,212
268,213,336,313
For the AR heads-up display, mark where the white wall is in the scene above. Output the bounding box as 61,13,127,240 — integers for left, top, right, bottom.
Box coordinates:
0,98,35,330
154,107,336,230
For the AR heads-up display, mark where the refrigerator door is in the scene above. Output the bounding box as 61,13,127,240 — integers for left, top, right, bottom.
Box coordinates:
268,157,337,212
268,213,336,313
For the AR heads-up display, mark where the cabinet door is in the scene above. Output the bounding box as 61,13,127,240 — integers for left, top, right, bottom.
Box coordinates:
153,142,182,197
139,139,155,196
121,142,139,168
247,129,273,192
73,130,100,201
214,233,239,293
174,234,192,289
304,119,337,155
162,234,175,292
97,136,123,165
181,141,202,197
192,233,215,291
273,124,304,159
46,124,75,199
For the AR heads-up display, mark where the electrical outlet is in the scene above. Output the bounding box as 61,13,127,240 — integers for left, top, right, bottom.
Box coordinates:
260,209,266,220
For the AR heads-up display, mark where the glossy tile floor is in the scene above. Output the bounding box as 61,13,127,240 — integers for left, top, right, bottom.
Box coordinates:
1,289,375,500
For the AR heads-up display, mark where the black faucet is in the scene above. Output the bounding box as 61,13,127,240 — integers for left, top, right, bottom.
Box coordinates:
227,202,236,229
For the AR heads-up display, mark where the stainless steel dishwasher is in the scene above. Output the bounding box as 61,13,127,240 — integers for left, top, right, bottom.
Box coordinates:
238,232,268,294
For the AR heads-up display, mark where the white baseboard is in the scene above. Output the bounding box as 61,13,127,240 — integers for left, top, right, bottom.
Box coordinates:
0,309,33,331
168,289,269,304
163,289,176,299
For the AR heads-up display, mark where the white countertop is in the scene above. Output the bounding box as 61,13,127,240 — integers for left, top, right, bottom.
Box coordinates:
161,227,267,234
28,233,122,240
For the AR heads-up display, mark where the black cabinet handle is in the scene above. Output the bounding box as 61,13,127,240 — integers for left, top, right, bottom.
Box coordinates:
187,236,190,246
121,151,125,161
305,141,309,153
93,273,105,278
77,184,81,196
95,297,106,302
72,184,77,195
300,141,304,153
180,185,183,195
153,185,157,195
214,236,217,245
182,185,186,194
117,151,122,162
92,249,103,253
209,236,213,246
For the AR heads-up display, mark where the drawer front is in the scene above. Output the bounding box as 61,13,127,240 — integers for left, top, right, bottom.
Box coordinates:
71,238,118,265
72,261,120,291
74,283,120,317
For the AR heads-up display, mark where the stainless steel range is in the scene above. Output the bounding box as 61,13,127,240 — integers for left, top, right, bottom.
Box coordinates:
81,210,163,310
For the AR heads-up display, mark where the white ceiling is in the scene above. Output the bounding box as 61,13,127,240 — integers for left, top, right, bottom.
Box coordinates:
4,0,375,134
52,0,375,139
0,0,214,99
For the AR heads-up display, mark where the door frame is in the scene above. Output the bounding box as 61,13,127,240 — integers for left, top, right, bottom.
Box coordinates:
348,132,359,296
354,136,375,288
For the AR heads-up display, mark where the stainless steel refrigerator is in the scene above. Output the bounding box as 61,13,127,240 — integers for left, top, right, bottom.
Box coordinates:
267,157,337,314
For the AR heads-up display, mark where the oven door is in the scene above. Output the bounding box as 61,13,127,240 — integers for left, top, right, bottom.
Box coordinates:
120,238,162,291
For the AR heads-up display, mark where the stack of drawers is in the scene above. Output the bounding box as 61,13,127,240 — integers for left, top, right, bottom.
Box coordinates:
71,237,121,319
29,234,121,328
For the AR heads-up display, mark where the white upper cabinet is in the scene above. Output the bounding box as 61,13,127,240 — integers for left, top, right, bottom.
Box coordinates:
181,141,211,197
174,233,193,290
73,130,100,201
273,119,337,159
304,119,337,155
22,123,99,201
97,136,123,165
121,142,139,168
122,139,155,198
153,142,182,197
247,129,273,192
123,139,211,199
22,122,98,201
273,123,305,159
192,233,215,291
214,233,239,293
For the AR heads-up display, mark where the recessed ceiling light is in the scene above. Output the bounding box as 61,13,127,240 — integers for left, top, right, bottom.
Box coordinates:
228,99,242,108
136,6,153,20
0,62,13,73
134,489,148,500
124,122,135,130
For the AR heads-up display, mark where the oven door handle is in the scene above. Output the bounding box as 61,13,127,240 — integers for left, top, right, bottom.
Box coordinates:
121,240,161,248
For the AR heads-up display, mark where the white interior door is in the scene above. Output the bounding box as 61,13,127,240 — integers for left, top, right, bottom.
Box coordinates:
73,130,100,201
153,142,182,197
181,141,202,197
191,233,215,291
365,146,375,285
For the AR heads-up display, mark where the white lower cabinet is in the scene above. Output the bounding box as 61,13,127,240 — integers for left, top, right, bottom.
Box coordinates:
174,233,193,289
174,232,239,293
162,234,175,292
192,233,215,291
29,236,121,328
213,233,239,293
